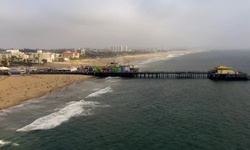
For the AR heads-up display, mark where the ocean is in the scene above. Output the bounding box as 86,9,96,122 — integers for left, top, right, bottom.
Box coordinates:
0,50,250,150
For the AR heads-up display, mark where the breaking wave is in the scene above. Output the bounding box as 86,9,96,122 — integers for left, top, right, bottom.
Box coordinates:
0,140,19,147
17,100,99,132
139,54,180,65
105,77,121,80
86,86,113,98
139,57,160,65
139,51,199,66
167,54,176,58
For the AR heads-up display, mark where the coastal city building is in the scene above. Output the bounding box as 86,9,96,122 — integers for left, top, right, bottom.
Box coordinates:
80,48,86,56
62,51,80,59
111,45,128,52
0,51,12,61
28,50,55,63
6,49,29,61
0,49,84,65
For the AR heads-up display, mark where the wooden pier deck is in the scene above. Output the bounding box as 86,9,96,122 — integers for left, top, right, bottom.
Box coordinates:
83,71,209,79
30,71,250,80
33,71,209,78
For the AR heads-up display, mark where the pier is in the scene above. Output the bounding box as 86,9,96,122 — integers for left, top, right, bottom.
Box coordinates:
19,65,249,80
33,70,249,80
86,71,209,79
34,71,210,79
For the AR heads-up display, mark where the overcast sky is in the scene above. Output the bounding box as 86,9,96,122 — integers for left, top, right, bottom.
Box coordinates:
0,0,250,49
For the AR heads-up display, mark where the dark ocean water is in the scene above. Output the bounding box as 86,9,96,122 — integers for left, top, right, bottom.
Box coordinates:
0,50,250,150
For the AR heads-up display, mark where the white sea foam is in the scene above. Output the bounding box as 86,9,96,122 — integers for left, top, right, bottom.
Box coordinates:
0,140,19,147
137,50,206,67
0,140,10,147
105,77,121,80
12,143,19,146
0,104,25,121
105,77,121,83
17,100,99,132
139,57,160,65
0,99,41,117
167,54,176,58
39,95,47,99
86,86,113,98
139,54,181,65
105,77,112,80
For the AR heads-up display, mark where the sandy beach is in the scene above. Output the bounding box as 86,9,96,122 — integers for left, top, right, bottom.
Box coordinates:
0,75,92,110
45,50,190,68
0,50,190,110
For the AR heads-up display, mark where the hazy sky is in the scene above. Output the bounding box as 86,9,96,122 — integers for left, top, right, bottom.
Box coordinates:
0,0,250,49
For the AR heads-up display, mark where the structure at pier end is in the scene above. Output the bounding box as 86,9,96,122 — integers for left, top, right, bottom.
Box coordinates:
208,66,249,80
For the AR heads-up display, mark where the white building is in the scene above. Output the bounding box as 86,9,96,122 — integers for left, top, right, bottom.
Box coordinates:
6,49,29,61
80,48,86,56
0,51,11,61
111,45,128,52
29,50,55,63
6,49,20,55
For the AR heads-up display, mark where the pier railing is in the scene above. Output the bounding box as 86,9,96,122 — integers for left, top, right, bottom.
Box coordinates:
32,71,209,78
29,71,250,80
88,71,209,79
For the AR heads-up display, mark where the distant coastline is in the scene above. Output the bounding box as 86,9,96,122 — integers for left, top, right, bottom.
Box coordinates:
0,50,192,110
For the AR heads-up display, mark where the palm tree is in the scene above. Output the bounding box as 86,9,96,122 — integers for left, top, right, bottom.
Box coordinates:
42,59,47,64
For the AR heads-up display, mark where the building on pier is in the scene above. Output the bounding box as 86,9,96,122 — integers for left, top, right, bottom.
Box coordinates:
208,66,249,80
213,66,236,74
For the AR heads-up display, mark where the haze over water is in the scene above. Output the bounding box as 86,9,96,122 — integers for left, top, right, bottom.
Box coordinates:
0,50,250,150
1,0,250,49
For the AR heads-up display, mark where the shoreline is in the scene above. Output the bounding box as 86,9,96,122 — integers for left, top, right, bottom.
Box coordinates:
47,50,192,68
0,50,193,110
0,75,93,110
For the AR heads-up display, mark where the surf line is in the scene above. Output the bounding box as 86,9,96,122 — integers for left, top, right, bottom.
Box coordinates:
17,100,99,132
17,87,112,132
85,86,113,98
0,140,19,147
